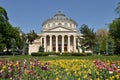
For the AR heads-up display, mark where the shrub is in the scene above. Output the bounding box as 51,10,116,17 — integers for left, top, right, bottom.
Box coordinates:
72,53,86,56
39,46,44,52
44,52,60,55
85,53,92,56
31,52,60,56
31,52,49,56
72,53,92,56
60,52,72,56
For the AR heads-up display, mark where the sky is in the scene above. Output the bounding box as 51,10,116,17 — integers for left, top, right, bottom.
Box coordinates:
0,0,120,33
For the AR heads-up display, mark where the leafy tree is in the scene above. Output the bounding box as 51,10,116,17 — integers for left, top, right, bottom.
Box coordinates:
115,2,120,17
27,30,39,44
0,34,5,52
19,30,39,54
0,6,22,52
0,6,8,22
109,19,120,39
96,29,108,53
109,18,120,53
78,24,96,53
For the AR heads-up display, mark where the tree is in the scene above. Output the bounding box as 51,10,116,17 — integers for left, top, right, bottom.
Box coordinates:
78,24,96,53
11,38,17,56
39,46,44,52
109,19,120,39
96,29,108,53
106,38,114,55
109,18,120,53
19,30,39,55
0,6,22,52
0,34,5,52
94,42,100,55
115,2,120,17
27,30,39,44
0,6,8,22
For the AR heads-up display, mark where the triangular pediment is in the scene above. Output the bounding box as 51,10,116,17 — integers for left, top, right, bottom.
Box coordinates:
46,26,74,32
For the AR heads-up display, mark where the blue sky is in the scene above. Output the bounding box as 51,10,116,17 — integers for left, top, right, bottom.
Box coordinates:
0,0,119,33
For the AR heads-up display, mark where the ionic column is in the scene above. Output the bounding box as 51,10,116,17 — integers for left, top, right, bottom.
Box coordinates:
44,35,46,52
62,35,64,52
56,35,58,52
68,35,70,52
50,35,52,52
74,35,76,52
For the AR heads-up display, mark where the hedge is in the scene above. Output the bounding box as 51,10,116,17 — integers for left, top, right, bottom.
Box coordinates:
31,52,60,56
31,52,92,56
31,52,49,56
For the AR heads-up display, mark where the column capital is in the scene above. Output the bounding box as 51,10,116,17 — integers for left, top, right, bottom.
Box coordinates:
43,35,46,37
55,35,58,37
68,35,71,37
49,35,52,37
74,34,77,37
74,35,76,36
62,35,65,37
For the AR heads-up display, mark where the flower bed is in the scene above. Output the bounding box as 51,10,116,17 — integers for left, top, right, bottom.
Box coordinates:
0,59,120,80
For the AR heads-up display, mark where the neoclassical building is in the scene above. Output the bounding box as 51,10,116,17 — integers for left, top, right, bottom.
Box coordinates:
29,11,82,55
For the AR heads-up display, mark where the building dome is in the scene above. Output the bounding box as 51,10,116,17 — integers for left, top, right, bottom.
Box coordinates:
42,11,78,31
53,11,67,19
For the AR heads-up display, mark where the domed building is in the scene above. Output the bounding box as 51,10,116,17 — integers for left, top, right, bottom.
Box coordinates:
29,11,81,54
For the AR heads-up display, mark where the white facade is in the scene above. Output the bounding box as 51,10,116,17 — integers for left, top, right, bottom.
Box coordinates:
29,11,82,55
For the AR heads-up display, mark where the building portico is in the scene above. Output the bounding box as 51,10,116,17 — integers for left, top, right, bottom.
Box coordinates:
29,11,81,55
42,34,77,53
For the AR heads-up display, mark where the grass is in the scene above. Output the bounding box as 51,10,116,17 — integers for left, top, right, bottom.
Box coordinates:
0,55,119,61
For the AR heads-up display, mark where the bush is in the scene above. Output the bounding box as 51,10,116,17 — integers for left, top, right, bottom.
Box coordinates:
85,53,92,56
60,52,72,56
31,52,60,56
31,52,49,56
44,52,60,55
72,53,86,56
31,52,92,56
72,53,92,56
39,46,44,52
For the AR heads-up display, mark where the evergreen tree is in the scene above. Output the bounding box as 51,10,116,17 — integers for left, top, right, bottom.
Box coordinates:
95,42,100,55
11,38,17,56
39,46,44,52
106,38,114,55
23,43,29,55
78,24,96,53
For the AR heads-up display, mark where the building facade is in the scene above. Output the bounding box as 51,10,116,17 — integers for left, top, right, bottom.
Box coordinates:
29,11,82,55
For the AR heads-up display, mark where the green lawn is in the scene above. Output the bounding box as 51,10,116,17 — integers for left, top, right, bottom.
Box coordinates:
0,55,120,61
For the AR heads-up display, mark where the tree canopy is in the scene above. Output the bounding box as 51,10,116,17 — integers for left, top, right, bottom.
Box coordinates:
115,2,120,17
109,18,120,53
109,18,120,39
0,6,39,53
0,6,22,52
0,6,8,22
78,24,96,53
